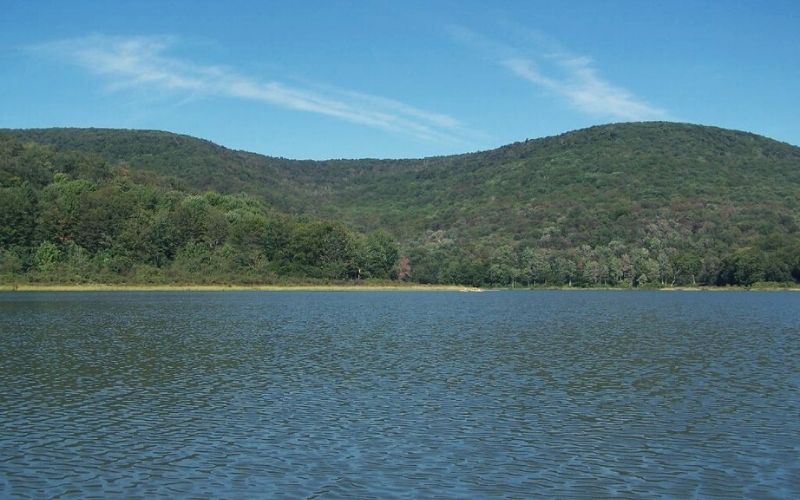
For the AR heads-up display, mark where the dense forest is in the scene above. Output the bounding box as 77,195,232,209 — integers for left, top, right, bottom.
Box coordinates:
0,135,398,284
3,122,800,287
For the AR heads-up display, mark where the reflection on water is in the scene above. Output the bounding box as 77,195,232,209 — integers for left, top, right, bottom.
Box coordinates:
1,291,799,497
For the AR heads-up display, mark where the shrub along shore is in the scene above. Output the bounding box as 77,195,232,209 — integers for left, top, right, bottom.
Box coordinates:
0,282,472,292
1,282,796,292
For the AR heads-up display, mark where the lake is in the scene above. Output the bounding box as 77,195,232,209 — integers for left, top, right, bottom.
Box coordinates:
1,290,798,497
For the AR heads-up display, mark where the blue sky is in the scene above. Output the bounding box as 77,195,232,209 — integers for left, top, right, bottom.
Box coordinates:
1,1,798,159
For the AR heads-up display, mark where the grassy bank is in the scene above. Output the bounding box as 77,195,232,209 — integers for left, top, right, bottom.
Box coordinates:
2,282,797,292
0,282,475,292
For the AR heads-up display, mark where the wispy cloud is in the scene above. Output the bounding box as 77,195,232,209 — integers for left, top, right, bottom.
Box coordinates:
32,34,472,143
449,26,669,121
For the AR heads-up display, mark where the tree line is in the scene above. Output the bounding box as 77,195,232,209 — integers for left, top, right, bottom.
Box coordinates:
0,135,398,284
406,237,800,288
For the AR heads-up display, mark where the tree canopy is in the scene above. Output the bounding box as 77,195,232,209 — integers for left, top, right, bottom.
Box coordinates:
0,134,398,284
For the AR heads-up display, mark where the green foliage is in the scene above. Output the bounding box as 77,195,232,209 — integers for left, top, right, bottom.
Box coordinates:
32,241,60,272
360,231,399,279
0,134,401,284
0,185,37,248
2,122,800,287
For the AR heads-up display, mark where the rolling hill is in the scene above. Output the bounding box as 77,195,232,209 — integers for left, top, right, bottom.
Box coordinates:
3,122,800,286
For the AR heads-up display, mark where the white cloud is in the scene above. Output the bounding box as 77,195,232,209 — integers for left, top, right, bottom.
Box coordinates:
450,26,669,121
32,34,471,144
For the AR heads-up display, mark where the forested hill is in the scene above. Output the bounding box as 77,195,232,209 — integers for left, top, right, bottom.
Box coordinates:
4,122,800,287
0,134,399,285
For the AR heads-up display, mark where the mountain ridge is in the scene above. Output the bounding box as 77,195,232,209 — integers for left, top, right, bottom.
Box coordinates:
6,121,799,161
3,122,799,286
6,121,799,222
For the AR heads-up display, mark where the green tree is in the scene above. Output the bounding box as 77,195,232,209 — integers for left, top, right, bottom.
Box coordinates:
32,241,61,273
521,247,551,286
360,231,399,279
0,185,37,249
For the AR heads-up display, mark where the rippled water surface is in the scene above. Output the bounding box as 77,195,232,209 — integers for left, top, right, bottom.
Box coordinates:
1,291,799,498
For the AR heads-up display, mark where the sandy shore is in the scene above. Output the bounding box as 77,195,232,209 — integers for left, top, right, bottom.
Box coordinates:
0,283,477,292
1,283,796,292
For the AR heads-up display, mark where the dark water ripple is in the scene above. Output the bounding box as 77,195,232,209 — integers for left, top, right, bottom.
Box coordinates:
1,291,799,498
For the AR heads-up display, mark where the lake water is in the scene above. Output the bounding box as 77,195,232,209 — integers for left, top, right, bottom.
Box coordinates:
1,290,798,498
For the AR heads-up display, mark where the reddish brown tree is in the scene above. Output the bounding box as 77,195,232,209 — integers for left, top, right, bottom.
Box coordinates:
396,255,412,281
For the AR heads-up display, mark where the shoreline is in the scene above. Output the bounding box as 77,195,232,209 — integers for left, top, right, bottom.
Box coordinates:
0,283,476,292
1,283,797,292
